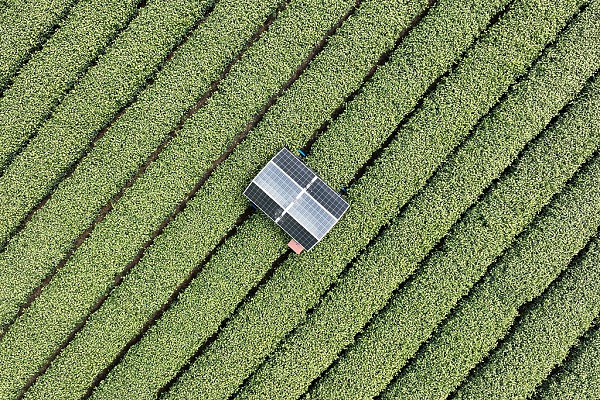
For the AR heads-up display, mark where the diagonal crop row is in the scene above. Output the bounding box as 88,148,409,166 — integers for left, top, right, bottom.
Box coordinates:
17,0,432,398
88,214,290,399
453,234,600,400
535,319,600,399
0,0,144,175
159,0,583,398
382,140,600,398
79,0,518,395
304,0,510,189
306,5,600,398
237,3,600,399
5,0,381,397
0,0,215,248
0,0,78,93
0,0,281,332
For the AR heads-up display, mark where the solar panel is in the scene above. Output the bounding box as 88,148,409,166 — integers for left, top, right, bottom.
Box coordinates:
244,148,349,251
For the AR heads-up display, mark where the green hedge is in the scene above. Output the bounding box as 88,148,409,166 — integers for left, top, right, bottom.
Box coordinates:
309,4,600,398
21,0,429,398
536,320,600,399
90,214,290,399
9,0,373,398
0,0,141,173
383,133,600,398
0,0,77,92
84,0,509,395
161,0,580,398
305,0,509,189
0,0,279,330
454,235,600,399
241,2,600,399
0,0,214,247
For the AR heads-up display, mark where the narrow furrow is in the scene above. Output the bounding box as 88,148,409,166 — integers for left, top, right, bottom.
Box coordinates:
308,22,597,400
534,319,600,399
17,0,440,396
158,0,580,398
81,0,436,393
0,0,282,336
381,133,600,398
0,0,216,248
453,233,600,399
0,0,78,93
239,2,600,398
10,0,368,398
0,0,147,177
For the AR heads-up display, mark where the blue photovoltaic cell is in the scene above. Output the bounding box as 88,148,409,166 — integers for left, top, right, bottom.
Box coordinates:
278,213,318,250
243,182,284,221
287,193,336,240
306,179,348,219
272,148,315,188
253,161,301,208
244,148,349,250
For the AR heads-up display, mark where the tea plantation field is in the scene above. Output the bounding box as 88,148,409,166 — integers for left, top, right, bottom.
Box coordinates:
1,0,599,398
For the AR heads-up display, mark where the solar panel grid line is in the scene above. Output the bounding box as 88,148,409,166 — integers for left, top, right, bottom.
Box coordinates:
278,213,319,250
253,162,302,209
272,147,316,188
243,148,348,250
243,183,283,221
306,179,349,218
267,159,341,225
287,194,336,239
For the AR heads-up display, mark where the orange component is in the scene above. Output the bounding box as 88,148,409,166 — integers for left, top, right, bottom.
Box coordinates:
288,239,304,254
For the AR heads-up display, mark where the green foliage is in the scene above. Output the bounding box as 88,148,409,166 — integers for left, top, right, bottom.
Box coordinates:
0,0,76,93
90,215,289,400
454,235,600,399
310,5,600,398
11,0,381,398
160,0,581,398
306,0,509,189
383,139,600,398
240,3,600,399
536,320,600,400
82,0,510,395
21,0,430,397
0,0,140,172
0,0,274,330
0,0,213,247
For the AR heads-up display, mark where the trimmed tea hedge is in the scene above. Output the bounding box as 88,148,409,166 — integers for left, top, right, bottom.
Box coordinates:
22,0,428,398
454,235,600,399
383,146,600,399
0,0,141,172
0,0,77,92
309,5,600,398
0,0,214,247
239,2,600,398
0,0,282,331
162,0,581,397
536,320,600,399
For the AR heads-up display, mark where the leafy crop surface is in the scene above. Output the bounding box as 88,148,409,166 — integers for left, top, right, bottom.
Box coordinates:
0,0,282,331
0,0,142,173
238,2,600,398
21,0,430,398
454,234,600,399
309,4,600,398
0,0,214,248
383,138,600,398
536,319,600,399
0,0,77,93
160,0,583,398
1,0,599,397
